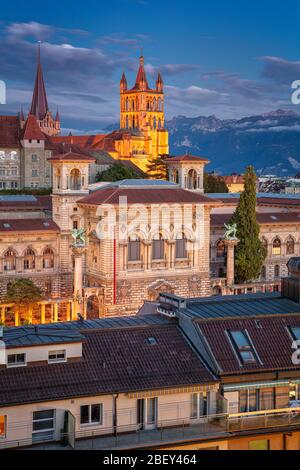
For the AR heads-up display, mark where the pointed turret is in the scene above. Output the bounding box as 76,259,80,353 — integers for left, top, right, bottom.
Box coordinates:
120,72,127,92
30,43,49,120
133,56,149,91
156,72,163,92
55,108,60,122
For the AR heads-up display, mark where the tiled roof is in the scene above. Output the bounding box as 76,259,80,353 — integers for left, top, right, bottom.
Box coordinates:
0,116,20,148
223,175,244,184
21,114,46,141
198,314,300,375
3,326,84,348
48,151,95,162
166,154,210,164
0,324,215,406
0,195,51,212
51,134,106,148
0,218,60,233
211,212,300,226
79,187,219,206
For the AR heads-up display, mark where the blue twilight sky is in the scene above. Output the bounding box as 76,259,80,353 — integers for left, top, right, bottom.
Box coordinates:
1,0,300,133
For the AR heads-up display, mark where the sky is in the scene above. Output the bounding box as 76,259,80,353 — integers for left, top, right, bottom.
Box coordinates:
1,0,300,134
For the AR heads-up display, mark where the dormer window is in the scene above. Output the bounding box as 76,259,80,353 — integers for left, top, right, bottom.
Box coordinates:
48,350,66,363
7,353,26,367
228,330,258,364
289,327,300,341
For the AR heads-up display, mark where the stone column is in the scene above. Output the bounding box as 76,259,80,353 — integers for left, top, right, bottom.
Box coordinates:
72,246,86,318
224,239,239,288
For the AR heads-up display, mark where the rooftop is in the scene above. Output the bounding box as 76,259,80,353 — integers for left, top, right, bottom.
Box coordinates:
0,320,215,406
180,293,300,320
0,218,60,233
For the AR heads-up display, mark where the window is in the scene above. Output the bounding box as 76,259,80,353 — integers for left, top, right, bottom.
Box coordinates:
239,389,259,412
216,240,226,259
152,234,164,260
187,169,197,190
190,392,208,419
260,265,266,280
80,404,103,426
286,236,295,255
249,439,269,451
23,248,35,270
176,233,187,259
0,416,6,438
128,235,141,262
4,249,16,271
32,410,55,442
7,353,26,367
274,264,280,278
32,169,38,177
69,169,81,190
289,327,300,341
43,248,54,269
48,350,66,363
147,337,157,345
147,398,157,425
73,220,78,230
32,154,38,162
272,237,281,255
228,330,258,364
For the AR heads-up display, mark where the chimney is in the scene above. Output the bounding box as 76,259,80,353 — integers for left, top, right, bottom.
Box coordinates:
282,258,300,303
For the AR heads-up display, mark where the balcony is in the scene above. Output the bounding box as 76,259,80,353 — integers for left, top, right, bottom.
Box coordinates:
3,407,300,450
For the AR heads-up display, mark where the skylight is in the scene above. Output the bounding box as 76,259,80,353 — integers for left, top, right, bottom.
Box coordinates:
289,327,300,341
147,337,158,345
228,330,258,364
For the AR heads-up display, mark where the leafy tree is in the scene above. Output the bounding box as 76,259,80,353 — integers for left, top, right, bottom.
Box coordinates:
229,166,267,283
4,279,43,324
96,163,144,182
146,154,169,179
204,173,229,193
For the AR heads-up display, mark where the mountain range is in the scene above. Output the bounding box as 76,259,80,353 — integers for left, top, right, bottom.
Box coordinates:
166,109,300,176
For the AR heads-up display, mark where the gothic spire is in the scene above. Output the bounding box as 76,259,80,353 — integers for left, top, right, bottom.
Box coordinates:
133,56,149,90
30,42,49,120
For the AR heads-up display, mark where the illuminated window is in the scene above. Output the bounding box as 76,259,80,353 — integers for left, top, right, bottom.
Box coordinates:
272,237,281,255
0,416,6,438
249,439,269,451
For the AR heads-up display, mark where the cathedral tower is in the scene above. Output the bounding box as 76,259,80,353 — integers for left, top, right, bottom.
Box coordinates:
119,56,169,170
29,44,60,137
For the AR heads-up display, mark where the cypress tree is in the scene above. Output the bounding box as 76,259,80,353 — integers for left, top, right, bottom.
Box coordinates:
229,166,267,283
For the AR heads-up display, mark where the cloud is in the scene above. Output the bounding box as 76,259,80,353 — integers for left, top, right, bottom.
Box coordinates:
145,63,200,76
260,56,300,85
98,33,150,48
201,70,263,100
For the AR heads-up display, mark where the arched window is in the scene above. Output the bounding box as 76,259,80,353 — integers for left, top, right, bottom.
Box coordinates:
126,115,129,129
158,118,162,129
158,98,162,111
132,115,135,128
24,248,35,270
4,249,16,271
153,98,156,110
153,116,157,129
187,169,197,190
56,168,61,190
216,240,226,258
128,235,141,262
43,248,54,269
274,264,280,278
70,169,81,191
286,236,295,255
176,232,187,259
125,97,129,111
272,237,281,255
172,169,179,184
152,234,164,260
261,265,266,280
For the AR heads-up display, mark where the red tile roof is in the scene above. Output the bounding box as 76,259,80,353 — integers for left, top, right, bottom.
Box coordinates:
198,315,300,375
211,212,300,226
21,114,46,141
51,134,106,148
166,154,210,164
0,324,215,406
0,116,20,148
48,151,95,162
0,218,60,233
223,175,244,184
79,187,219,206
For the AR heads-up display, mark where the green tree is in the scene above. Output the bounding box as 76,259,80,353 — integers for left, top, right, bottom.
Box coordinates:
96,163,144,182
146,154,168,179
204,173,229,193
229,166,267,283
5,279,43,324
